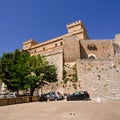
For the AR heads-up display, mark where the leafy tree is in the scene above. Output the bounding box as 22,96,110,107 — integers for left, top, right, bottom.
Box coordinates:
0,49,30,94
0,50,58,96
26,54,58,96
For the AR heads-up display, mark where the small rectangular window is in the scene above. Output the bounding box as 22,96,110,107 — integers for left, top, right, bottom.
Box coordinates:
34,50,36,53
60,42,63,45
55,44,57,47
43,47,45,50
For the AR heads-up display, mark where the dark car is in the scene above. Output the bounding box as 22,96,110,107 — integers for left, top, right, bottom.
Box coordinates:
67,91,90,101
39,92,64,102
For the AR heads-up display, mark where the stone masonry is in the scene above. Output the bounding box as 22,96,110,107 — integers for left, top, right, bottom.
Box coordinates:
1,20,120,99
77,58,120,98
21,20,120,99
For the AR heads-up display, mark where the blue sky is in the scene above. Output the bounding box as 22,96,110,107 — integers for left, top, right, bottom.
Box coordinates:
0,0,120,56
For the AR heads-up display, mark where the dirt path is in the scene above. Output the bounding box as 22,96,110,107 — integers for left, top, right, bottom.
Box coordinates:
0,101,120,120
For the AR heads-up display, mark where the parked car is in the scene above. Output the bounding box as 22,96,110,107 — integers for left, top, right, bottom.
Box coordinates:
39,92,64,102
0,92,16,99
0,94,4,99
67,91,90,101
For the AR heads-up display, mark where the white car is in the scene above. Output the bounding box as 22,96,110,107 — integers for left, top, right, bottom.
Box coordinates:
39,92,64,101
0,92,16,99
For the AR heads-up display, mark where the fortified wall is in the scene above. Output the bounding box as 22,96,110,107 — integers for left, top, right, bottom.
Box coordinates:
21,20,120,99
23,20,89,83
80,40,114,59
1,20,120,99
77,57,120,98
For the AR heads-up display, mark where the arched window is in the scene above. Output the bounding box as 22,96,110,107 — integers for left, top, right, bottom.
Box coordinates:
88,55,96,59
87,44,97,50
88,54,97,59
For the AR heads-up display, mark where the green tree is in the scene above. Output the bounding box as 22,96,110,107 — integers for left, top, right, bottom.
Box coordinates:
0,49,30,95
0,50,58,96
26,54,58,96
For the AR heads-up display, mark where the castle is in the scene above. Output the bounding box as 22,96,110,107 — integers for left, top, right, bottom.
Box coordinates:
23,20,120,99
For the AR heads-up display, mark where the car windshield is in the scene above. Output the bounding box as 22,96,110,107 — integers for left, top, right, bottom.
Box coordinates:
72,91,86,96
80,91,85,94
44,92,55,96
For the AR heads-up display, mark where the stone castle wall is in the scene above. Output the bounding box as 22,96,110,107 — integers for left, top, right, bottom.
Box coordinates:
80,40,114,59
114,34,120,46
44,48,63,83
1,20,120,99
20,20,120,99
23,38,63,56
63,62,81,94
41,48,64,93
63,36,81,62
76,57,120,98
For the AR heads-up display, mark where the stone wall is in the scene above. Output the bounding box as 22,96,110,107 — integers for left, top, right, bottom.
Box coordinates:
41,48,64,93
80,40,114,59
63,62,81,94
29,38,63,56
21,20,120,99
63,36,81,62
44,48,63,83
76,57,120,99
114,34,120,45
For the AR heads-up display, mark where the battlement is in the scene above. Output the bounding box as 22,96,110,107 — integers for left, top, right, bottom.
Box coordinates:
66,20,86,34
67,20,81,28
23,39,38,50
23,39,37,45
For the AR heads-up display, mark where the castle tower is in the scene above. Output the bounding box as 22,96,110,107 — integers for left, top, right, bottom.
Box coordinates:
23,39,38,51
66,20,89,40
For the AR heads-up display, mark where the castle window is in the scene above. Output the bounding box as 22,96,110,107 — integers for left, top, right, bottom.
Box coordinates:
60,42,63,46
34,50,36,53
43,47,45,50
88,56,96,59
55,43,57,47
87,44,97,50
88,54,97,59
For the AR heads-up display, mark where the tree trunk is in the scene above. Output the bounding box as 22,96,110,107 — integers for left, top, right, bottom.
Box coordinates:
16,90,19,97
30,87,35,96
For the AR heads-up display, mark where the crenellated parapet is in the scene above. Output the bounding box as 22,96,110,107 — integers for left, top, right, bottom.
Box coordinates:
23,20,89,54
67,20,81,28
66,20,89,39
66,20,86,33
23,39,38,50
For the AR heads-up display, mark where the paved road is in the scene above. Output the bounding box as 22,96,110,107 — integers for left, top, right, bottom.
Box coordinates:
0,101,120,120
